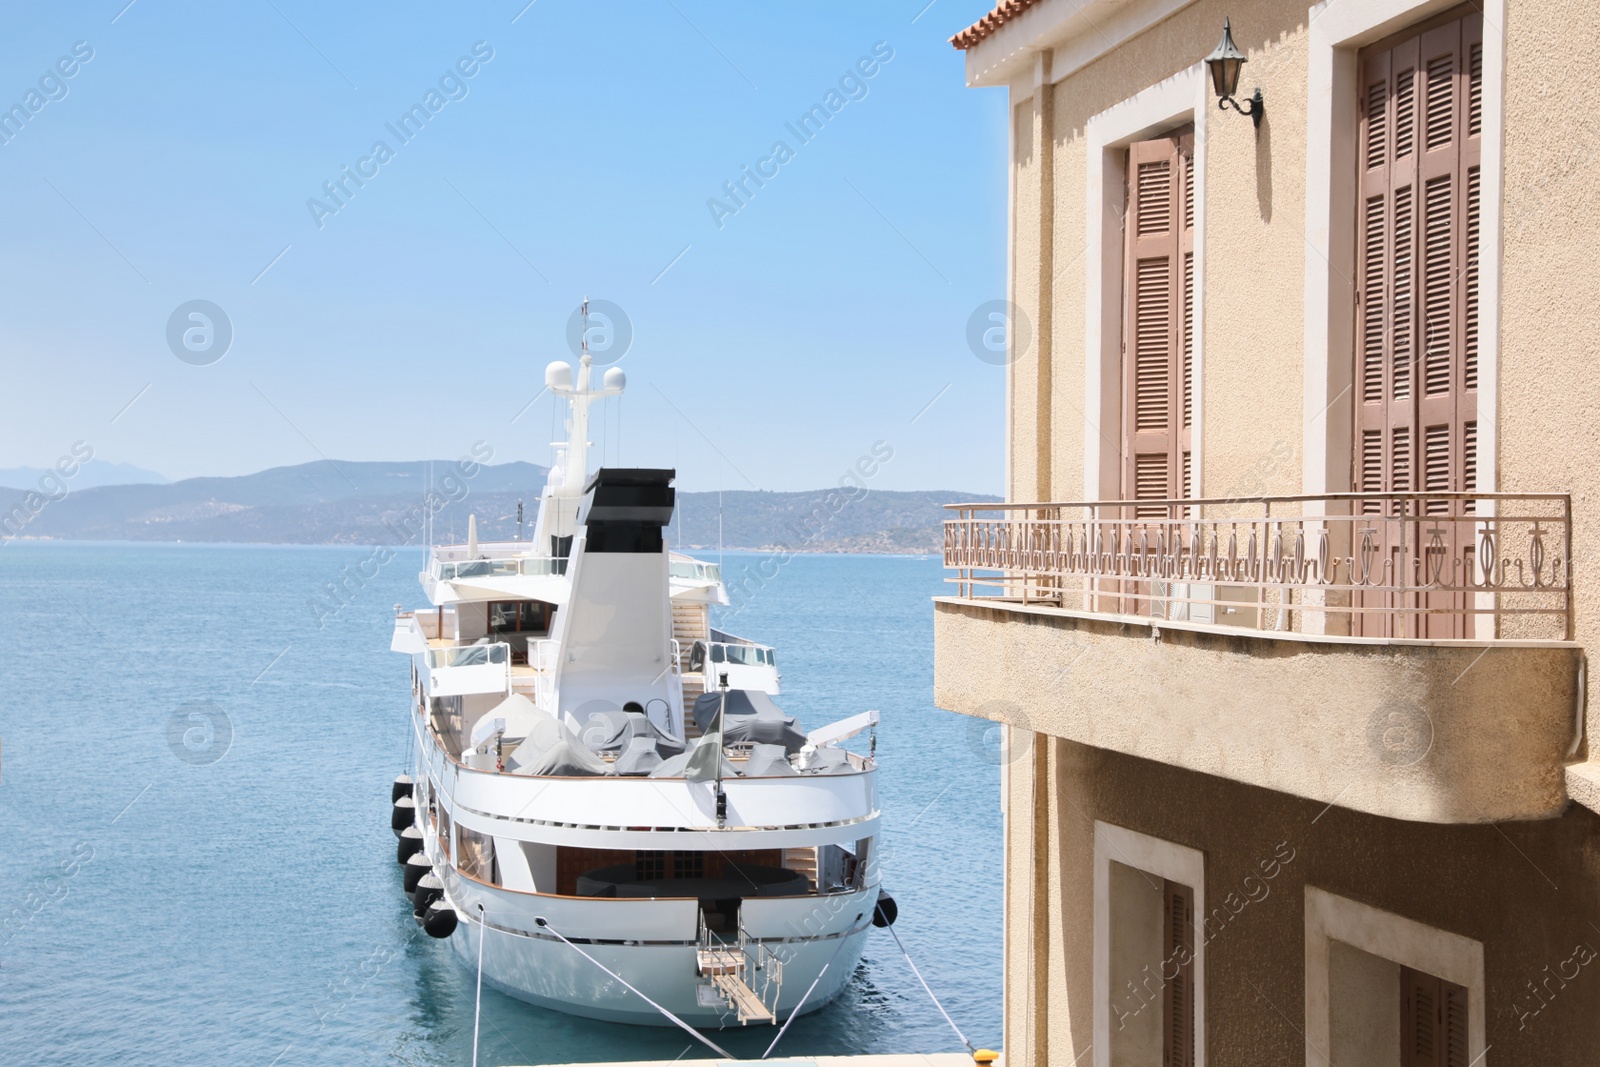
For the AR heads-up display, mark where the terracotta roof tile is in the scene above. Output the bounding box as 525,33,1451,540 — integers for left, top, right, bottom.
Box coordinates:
950,0,1046,50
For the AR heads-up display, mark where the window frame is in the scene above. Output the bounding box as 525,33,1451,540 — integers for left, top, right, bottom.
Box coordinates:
1304,886,1486,1065
1084,65,1209,502
1301,0,1504,583
1122,126,1196,510
1093,820,1208,1067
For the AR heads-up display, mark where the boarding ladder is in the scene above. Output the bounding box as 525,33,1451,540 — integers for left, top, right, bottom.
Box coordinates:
695,919,784,1025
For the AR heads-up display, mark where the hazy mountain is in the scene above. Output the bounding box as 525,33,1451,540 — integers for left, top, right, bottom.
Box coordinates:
0,459,996,553
0,460,169,490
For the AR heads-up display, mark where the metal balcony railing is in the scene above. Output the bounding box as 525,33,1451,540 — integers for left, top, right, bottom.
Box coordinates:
943,493,1572,641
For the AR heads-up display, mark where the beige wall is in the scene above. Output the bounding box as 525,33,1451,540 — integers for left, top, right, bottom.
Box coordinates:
997,737,1600,1066
1012,93,1046,502
962,0,1600,1062
1003,0,1600,707
1008,0,1313,505
1498,0,1600,745
936,598,1581,822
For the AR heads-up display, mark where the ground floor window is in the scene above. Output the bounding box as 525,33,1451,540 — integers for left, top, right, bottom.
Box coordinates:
1094,821,1205,1067
1307,887,1483,1066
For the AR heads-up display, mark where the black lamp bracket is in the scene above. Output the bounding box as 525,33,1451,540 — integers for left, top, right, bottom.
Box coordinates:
1219,87,1264,128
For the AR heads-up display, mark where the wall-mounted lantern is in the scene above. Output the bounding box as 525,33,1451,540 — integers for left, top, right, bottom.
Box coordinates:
1205,18,1263,127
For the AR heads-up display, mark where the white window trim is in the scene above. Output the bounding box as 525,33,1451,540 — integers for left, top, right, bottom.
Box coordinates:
1304,885,1487,1065
1301,0,1504,499
1084,66,1208,500
1093,820,1208,1067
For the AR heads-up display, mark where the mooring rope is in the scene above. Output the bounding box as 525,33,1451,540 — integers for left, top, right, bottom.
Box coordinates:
762,916,871,1060
885,920,975,1054
535,917,734,1060
472,903,486,1067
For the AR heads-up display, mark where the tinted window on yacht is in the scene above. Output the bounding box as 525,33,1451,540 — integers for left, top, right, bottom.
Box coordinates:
488,601,549,635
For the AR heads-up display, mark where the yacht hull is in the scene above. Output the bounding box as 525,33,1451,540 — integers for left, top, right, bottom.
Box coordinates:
447,907,870,1027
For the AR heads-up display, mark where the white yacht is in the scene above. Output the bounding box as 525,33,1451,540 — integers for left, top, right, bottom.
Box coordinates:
387,342,893,1028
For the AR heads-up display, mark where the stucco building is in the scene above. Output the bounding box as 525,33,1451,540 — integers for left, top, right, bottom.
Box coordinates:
936,0,1600,1064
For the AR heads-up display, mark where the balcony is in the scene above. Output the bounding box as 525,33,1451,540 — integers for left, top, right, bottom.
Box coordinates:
934,493,1582,823
424,641,512,697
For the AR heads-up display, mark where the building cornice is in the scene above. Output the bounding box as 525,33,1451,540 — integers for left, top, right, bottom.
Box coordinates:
955,0,1199,90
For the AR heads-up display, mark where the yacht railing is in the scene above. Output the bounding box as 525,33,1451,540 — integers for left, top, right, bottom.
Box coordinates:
670,559,722,584
431,556,567,582
691,641,778,670
683,638,782,695
421,641,513,697
434,555,711,583
425,642,511,669
431,540,542,563
742,921,784,1008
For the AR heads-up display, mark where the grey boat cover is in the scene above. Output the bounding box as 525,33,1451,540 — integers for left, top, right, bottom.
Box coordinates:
743,743,798,777
614,736,664,776
801,746,852,775
507,718,613,777
582,709,686,757
691,690,807,754
480,693,551,746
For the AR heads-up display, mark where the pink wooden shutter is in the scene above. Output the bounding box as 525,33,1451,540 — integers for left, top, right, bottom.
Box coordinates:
1162,879,1195,1067
1355,7,1481,638
1123,128,1195,514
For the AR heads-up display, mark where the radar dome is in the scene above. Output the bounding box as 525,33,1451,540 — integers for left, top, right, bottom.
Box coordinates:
545,361,573,391
603,367,626,393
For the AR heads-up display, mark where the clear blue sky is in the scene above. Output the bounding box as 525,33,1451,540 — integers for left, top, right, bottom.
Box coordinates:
0,1,1006,494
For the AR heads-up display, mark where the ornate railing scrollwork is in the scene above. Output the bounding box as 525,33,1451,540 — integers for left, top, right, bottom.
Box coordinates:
943,493,1572,641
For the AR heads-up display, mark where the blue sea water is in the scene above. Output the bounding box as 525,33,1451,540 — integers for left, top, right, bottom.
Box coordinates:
0,544,1001,1066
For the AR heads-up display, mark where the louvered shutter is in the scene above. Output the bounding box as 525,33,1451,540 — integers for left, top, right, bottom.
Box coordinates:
1161,879,1195,1067
1181,142,1195,504
1401,966,1439,1067
1401,966,1469,1067
1354,8,1481,638
1356,39,1418,516
1414,15,1481,514
1123,129,1195,516
1442,980,1469,1067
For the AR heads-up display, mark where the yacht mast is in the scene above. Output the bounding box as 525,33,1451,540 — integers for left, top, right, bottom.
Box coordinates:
536,299,625,551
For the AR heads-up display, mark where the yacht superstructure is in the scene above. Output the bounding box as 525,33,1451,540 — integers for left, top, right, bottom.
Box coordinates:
387,339,892,1028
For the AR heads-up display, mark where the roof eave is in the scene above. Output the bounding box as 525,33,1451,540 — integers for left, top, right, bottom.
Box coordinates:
958,3,1059,88
957,0,1200,89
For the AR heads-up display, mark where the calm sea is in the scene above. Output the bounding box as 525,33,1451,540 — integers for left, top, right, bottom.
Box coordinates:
0,544,1001,1066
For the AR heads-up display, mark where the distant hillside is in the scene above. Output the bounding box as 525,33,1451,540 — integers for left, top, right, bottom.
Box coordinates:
0,459,551,545
0,459,169,490
0,460,996,554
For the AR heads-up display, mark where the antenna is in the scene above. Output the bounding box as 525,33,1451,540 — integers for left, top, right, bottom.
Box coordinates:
544,301,625,491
